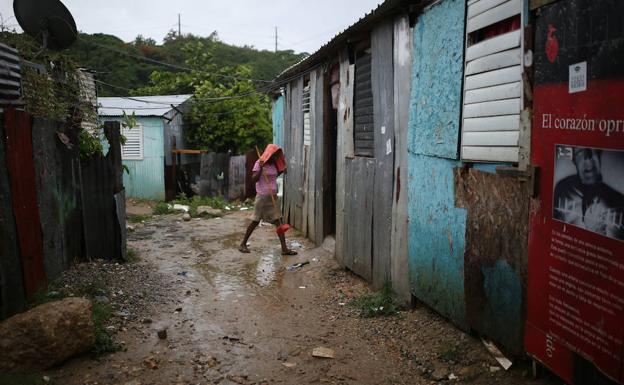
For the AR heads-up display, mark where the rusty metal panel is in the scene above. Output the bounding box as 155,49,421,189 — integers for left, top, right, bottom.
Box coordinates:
31,118,84,279
0,112,26,319
3,108,46,297
81,123,124,261
455,167,530,356
199,152,229,198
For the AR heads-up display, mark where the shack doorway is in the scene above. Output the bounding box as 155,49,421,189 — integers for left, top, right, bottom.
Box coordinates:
323,64,339,237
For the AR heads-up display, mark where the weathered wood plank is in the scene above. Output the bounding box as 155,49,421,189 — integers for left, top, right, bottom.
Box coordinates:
390,14,412,304
346,158,375,281
463,98,521,118
464,65,522,90
462,146,519,162
335,49,353,265
463,114,520,132
465,30,521,61
467,0,521,33
372,20,394,288
465,48,522,75
464,81,521,104
313,68,325,245
462,131,519,146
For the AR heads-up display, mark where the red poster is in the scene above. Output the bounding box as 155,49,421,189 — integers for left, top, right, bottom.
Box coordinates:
526,0,624,383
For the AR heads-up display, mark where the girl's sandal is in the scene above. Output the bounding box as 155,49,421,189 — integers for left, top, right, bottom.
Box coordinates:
282,249,298,256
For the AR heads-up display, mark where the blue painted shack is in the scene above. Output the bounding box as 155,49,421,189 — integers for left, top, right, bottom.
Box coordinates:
98,95,192,201
271,0,536,359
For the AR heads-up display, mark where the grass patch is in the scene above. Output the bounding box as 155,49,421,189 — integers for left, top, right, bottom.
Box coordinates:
0,373,51,385
350,281,398,317
153,201,174,215
91,302,118,356
124,248,140,263
438,342,462,362
171,194,228,216
127,214,152,223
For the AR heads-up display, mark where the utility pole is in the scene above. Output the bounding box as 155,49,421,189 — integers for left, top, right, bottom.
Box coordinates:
274,26,278,53
178,14,181,37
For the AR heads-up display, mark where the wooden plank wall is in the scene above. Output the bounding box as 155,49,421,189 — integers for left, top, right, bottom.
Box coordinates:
371,20,395,287
344,157,375,282
335,49,355,266
313,68,325,245
391,15,413,303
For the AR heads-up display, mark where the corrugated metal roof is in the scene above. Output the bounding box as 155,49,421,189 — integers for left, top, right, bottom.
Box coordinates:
98,94,192,117
272,0,424,85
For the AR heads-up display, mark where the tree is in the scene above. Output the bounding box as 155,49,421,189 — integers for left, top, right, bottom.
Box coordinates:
133,41,272,154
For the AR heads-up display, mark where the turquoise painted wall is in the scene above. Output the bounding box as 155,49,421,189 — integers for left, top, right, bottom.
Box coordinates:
103,117,165,200
408,0,465,160
272,96,284,148
407,0,467,328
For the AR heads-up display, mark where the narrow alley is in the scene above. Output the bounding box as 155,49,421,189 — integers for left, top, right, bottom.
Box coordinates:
47,206,558,385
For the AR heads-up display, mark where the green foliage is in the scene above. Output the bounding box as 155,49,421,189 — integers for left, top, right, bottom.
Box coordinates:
350,281,399,317
153,202,174,215
0,372,52,385
91,302,118,356
172,194,227,216
134,41,272,154
124,248,141,263
78,130,104,160
127,214,152,223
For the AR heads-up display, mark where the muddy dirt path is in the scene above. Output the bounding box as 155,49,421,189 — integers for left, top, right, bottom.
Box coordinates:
51,212,560,385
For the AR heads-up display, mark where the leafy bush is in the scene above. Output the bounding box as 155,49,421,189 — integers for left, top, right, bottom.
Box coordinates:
153,202,174,215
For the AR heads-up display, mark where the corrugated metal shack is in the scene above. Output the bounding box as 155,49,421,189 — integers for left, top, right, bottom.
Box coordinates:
1,44,126,320
98,95,193,200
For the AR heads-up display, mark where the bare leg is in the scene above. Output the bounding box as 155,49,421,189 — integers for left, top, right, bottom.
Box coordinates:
274,219,297,255
239,220,259,253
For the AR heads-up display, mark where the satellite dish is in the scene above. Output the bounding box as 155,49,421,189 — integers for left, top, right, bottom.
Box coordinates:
13,0,77,50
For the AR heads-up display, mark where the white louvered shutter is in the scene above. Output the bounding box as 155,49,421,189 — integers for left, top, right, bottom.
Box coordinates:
121,124,143,160
461,0,524,162
303,83,311,147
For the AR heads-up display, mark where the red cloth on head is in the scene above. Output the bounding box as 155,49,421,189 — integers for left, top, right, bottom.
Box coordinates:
260,144,287,173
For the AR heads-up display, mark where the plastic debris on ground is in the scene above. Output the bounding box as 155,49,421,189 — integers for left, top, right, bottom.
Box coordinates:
312,347,335,359
288,241,303,249
482,338,512,370
286,262,310,271
172,204,190,212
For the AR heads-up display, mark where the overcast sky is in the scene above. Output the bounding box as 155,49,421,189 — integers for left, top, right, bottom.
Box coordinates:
1,0,383,53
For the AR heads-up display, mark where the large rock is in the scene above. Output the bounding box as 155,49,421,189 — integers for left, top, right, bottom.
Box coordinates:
0,297,95,371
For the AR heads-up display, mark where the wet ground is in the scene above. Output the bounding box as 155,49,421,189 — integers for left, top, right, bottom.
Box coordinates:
49,210,562,385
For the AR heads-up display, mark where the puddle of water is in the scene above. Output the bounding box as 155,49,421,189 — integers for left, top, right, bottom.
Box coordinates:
219,232,245,249
245,254,282,287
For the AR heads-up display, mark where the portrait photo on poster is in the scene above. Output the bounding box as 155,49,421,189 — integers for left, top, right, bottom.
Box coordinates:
553,144,624,241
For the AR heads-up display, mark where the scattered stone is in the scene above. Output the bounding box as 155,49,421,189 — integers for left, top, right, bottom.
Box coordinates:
94,295,110,304
282,362,297,368
431,368,447,381
157,329,168,339
196,206,222,217
42,376,50,383
0,298,95,371
141,318,153,324
490,366,501,373
226,374,249,384
175,307,183,312
182,213,191,222
312,347,335,359
144,357,159,370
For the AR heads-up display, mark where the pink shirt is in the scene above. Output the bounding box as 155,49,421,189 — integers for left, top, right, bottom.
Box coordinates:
253,160,278,196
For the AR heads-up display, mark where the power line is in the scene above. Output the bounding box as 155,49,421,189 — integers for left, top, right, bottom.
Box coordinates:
95,79,266,103
80,36,274,84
